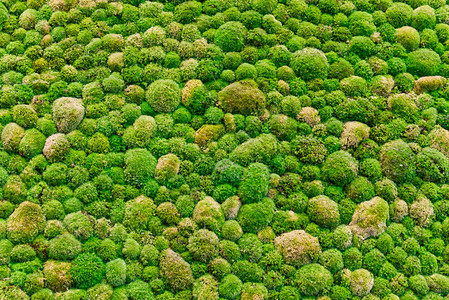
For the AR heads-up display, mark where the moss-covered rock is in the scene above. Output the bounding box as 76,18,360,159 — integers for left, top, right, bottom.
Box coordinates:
394,26,420,51
42,133,70,162
218,80,266,115
192,196,224,232
7,201,45,244
294,263,333,296
146,79,181,113
159,248,193,291
322,150,358,187
1,123,24,152
195,124,225,147
274,230,321,267
409,194,434,227
154,153,180,183
348,269,374,297
229,133,278,166
43,260,73,292
414,76,447,94
350,196,389,239
52,97,85,133
428,126,449,158
416,147,449,183
122,195,156,232
18,128,46,158
307,195,340,228
340,121,370,149
379,139,416,183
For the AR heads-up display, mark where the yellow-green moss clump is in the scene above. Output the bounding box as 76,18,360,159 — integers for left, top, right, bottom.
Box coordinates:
350,196,389,239
154,153,181,183
192,196,224,232
347,269,375,297
195,124,225,147
409,194,434,227
394,26,420,51
7,201,45,244
229,133,278,166
159,248,193,291
43,133,70,162
340,121,370,149
274,230,321,267
380,139,416,183
218,80,266,115
52,97,85,133
414,76,447,94
146,79,181,113
1,123,24,152
428,125,449,158
43,260,73,292
307,195,340,228
122,195,156,232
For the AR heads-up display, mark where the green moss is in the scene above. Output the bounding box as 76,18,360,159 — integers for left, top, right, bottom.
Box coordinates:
63,212,93,241
379,139,416,183
322,150,358,187
214,21,247,52
394,26,420,51
274,230,321,267
307,195,340,228
12,105,38,128
218,80,266,115
1,123,24,153
159,248,193,291
348,269,374,297
290,47,329,80
70,253,105,289
146,79,181,113
194,124,225,147
294,263,333,296
416,147,449,183
229,133,277,166
350,196,390,239
406,49,441,76
43,260,72,292
52,97,85,133
7,201,45,244
124,148,157,187
122,195,156,232
48,233,82,261
192,274,219,300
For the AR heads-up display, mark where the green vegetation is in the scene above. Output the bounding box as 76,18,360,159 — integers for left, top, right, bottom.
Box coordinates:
0,0,448,298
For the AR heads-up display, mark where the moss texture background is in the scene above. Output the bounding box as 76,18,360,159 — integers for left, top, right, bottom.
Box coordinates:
0,0,449,299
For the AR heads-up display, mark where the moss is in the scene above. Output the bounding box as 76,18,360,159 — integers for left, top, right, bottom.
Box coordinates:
214,21,247,52
370,75,395,97
159,248,193,291
237,163,270,204
221,196,242,220
12,105,38,129
414,76,447,94
296,106,320,126
267,114,298,141
219,274,242,300
348,269,375,297
63,212,93,241
346,177,376,203
52,97,85,133
350,196,390,239
43,260,72,292
294,263,333,296
229,133,277,166
387,94,419,123
194,124,225,147
340,76,368,97
17,128,45,158
7,201,45,244
218,80,266,115
192,196,224,233
428,126,449,158
48,233,82,261
426,273,449,294
416,147,449,183
406,49,441,76
394,26,420,51
290,47,329,80
307,195,340,228
122,195,156,232
1,123,25,153
340,121,370,150
146,79,181,113
71,253,104,289
274,230,321,267
3,175,27,204
379,139,416,183
409,194,434,227
322,150,358,187
192,274,219,300
240,282,268,300
124,148,157,187
154,153,180,184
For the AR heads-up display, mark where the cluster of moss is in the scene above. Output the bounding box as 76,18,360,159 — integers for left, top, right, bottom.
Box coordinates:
0,0,449,299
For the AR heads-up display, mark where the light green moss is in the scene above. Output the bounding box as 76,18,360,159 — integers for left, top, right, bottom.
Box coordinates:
350,196,389,239
274,230,321,267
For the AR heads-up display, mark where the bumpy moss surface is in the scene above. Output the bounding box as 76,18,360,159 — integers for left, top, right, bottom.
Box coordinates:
0,0,449,298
